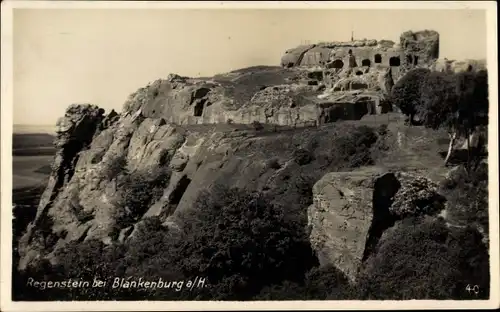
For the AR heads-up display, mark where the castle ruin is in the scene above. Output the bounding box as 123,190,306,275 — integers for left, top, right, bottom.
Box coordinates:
281,30,440,72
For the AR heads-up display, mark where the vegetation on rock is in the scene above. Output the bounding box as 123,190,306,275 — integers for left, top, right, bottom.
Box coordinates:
12,52,490,302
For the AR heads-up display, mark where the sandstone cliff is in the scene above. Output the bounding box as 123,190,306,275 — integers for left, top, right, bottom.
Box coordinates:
308,168,446,282
16,51,473,277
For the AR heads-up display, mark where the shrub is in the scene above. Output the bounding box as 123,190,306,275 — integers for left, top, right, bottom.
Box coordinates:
266,157,282,170
103,154,128,180
49,239,125,300
358,217,490,300
305,265,355,300
255,265,356,300
254,281,306,300
377,124,388,137
176,185,318,300
440,163,489,235
331,125,378,168
252,120,264,131
293,148,314,165
114,166,171,222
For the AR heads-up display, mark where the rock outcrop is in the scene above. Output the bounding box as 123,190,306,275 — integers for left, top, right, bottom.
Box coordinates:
280,44,316,68
17,29,480,272
116,67,391,129
19,104,105,268
399,30,440,68
307,167,446,282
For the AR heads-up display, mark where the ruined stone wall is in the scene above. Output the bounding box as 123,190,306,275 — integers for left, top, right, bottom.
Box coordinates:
282,30,440,71
400,30,440,68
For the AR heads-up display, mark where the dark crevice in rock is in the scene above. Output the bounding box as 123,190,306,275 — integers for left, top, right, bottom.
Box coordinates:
76,226,91,243
362,173,401,262
158,150,171,166
169,175,192,205
90,150,105,164
295,44,316,67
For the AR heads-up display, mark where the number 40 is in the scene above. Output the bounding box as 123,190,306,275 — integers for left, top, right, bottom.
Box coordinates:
466,284,480,295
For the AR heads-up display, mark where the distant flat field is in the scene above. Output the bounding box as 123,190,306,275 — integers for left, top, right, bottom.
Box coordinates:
13,155,53,190
12,129,56,190
13,124,56,134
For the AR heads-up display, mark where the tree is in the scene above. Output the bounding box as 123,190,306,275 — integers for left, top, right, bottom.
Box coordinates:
418,70,489,167
418,71,459,165
454,70,489,169
390,68,431,125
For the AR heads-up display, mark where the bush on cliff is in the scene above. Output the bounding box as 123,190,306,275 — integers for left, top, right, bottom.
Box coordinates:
440,162,489,236
113,166,172,224
19,184,319,301
104,154,128,180
357,216,490,300
175,185,318,300
330,125,379,168
254,265,356,300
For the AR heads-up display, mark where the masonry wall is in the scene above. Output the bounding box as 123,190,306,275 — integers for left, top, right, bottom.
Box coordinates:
286,30,440,70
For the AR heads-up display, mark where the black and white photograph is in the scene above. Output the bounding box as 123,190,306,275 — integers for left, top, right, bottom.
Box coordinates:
1,1,498,310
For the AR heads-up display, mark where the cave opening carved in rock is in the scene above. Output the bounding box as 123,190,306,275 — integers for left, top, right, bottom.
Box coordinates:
361,59,371,67
389,56,401,67
374,54,382,64
331,59,344,69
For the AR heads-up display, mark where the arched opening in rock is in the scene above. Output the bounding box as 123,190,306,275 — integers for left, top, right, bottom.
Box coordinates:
361,59,371,67
389,56,401,67
362,173,401,261
331,59,344,69
355,71,363,76
169,175,192,206
190,88,211,105
374,54,382,64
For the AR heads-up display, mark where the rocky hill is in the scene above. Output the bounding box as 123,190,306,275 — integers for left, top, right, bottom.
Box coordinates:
13,30,490,301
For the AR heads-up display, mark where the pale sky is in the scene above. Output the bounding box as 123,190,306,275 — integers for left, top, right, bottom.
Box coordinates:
13,8,487,125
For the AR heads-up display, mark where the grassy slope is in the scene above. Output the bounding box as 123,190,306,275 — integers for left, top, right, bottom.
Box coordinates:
175,112,451,232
